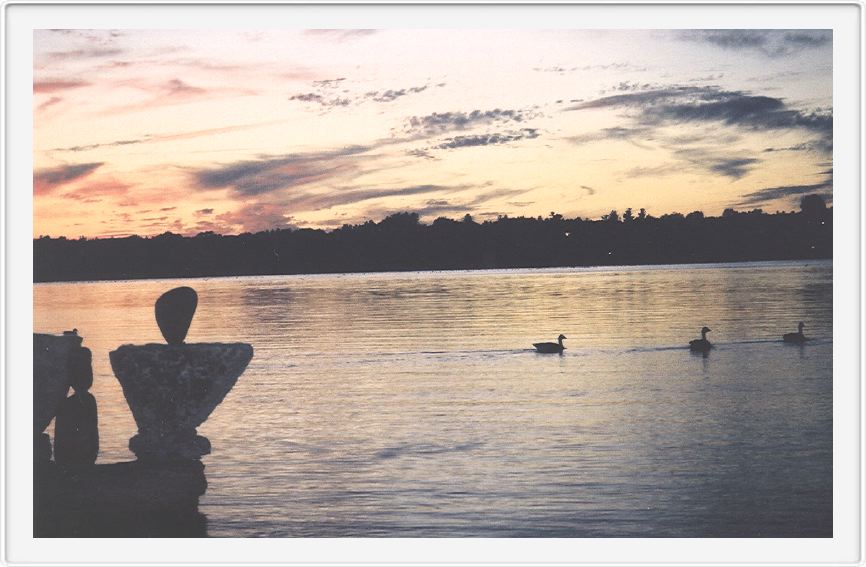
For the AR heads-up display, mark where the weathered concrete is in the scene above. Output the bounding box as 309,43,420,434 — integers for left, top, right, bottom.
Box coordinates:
109,343,253,460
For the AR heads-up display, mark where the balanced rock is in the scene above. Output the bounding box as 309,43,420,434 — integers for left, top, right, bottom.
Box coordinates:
109,343,253,461
155,287,198,345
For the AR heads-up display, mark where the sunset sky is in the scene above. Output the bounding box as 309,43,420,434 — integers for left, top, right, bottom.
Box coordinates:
33,29,832,238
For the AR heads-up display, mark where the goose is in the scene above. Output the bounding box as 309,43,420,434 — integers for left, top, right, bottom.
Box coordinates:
689,327,712,352
783,321,807,344
533,334,566,353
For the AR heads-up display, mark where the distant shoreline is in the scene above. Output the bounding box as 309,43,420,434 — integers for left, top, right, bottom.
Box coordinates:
34,205,832,284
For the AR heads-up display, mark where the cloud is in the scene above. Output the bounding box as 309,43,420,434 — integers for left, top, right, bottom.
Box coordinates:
567,85,832,153
195,208,214,216
290,82,438,110
312,78,346,87
672,148,761,180
289,92,351,108
707,157,761,180
290,93,324,104
735,167,833,207
678,30,831,57
44,46,125,61
33,162,103,195
365,85,428,103
51,121,279,153
534,62,646,73
624,163,682,179
55,138,144,153
762,142,822,153
623,147,760,181
216,202,296,233
60,178,131,200
191,146,372,196
735,180,833,207
580,185,595,195
407,148,436,160
304,30,378,41
281,184,470,213
164,78,205,96
435,129,540,150
33,79,90,93
605,81,656,93
103,78,250,114
37,96,63,111
567,126,656,146
406,109,535,135
357,187,529,224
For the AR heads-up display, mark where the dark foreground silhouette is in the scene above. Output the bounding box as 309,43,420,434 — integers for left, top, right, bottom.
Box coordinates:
34,196,831,282
35,460,208,537
34,287,252,537
53,346,98,466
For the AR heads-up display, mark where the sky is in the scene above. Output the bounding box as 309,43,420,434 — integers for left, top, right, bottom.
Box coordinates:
33,29,832,238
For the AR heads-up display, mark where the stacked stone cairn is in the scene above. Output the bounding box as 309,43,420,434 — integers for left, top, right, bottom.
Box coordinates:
109,286,253,462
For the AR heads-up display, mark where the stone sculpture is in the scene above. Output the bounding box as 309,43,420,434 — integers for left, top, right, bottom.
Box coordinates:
154,286,198,345
109,286,253,461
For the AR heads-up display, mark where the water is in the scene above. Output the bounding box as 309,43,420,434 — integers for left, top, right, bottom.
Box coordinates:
33,260,832,537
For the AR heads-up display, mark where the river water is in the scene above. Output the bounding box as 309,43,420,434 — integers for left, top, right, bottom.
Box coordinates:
33,260,832,537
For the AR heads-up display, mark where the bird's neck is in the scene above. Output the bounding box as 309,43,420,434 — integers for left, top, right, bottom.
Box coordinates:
701,330,707,339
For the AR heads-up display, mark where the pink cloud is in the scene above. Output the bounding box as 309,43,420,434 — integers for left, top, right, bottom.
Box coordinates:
33,79,90,93
33,162,102,195
60,177,131,200
214,202,295,234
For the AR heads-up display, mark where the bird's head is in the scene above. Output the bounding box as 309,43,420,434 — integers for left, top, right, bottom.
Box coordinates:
558,334,567,340
701,326,711,334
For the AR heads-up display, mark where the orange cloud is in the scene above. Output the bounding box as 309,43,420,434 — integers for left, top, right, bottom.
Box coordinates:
60,177,132,200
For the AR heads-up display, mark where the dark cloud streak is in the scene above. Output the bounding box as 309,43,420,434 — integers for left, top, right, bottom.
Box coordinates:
33,162,103,194
567,85,832,154
435,129,540,150
406,109,536,135
735,180,832,206
192,146,373,196
679,29,831,57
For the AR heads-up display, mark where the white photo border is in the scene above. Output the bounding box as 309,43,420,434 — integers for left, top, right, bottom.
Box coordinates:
4,2,862,565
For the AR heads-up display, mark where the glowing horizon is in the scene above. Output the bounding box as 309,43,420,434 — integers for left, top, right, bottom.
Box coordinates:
33,29,832,238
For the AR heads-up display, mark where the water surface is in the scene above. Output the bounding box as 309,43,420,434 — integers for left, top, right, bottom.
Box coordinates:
34,260,832,537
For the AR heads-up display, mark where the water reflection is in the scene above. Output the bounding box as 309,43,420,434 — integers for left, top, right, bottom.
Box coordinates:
34,261,833,537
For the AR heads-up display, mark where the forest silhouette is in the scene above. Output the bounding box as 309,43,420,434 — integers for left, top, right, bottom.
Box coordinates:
34,195,831,283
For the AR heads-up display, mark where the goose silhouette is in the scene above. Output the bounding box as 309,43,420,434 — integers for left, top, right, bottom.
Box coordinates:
689,326,713,352
783,321,807,344
533,334,566,354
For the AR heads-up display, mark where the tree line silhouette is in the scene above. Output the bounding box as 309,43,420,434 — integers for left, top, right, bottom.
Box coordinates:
34,195,831,283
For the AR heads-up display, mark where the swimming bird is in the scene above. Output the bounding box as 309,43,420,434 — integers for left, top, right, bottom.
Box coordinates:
783,321,807,344
533,334,566,353
689,327,712,352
